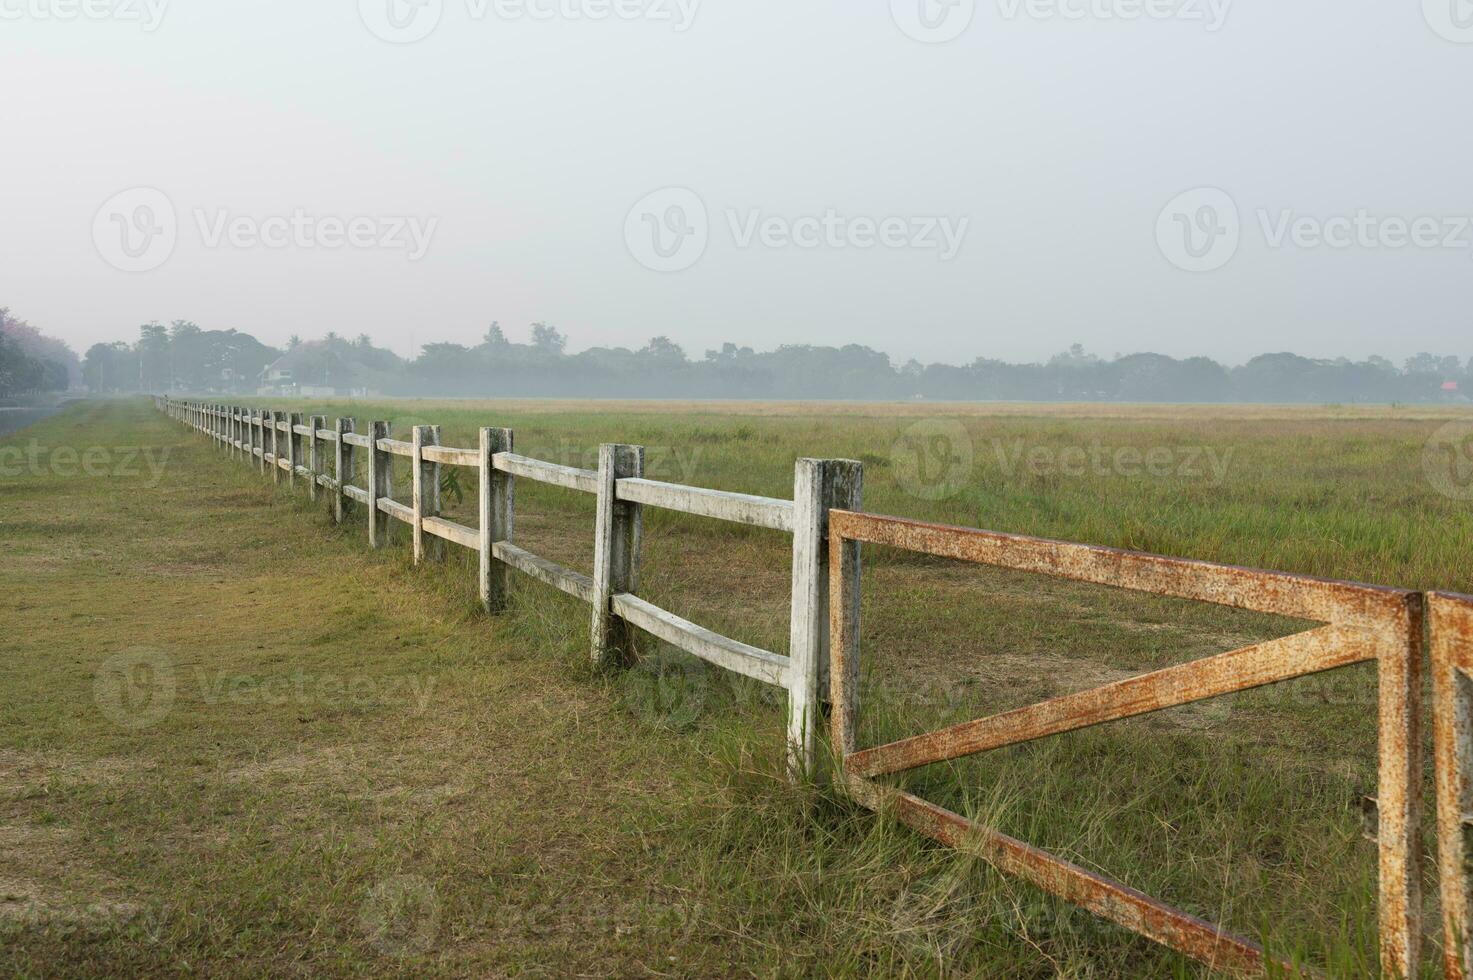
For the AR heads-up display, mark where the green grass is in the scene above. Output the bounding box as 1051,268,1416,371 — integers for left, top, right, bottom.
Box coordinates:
2,397,1469,976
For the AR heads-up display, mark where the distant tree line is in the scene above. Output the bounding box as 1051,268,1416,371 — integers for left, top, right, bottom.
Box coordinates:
0,308,75,400
53,315,1473,403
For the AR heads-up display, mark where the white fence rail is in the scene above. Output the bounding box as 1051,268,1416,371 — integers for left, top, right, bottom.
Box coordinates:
157,396,861,771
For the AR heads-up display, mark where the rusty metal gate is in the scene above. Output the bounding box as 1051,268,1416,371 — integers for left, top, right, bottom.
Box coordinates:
825,510,1425,977
1434,592,1473,978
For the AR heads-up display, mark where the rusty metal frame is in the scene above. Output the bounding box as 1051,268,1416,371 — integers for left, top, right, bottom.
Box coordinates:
827,510,1424,977
1434,592,1473,979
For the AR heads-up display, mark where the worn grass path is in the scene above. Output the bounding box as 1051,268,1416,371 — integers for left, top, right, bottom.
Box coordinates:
0,400,833,976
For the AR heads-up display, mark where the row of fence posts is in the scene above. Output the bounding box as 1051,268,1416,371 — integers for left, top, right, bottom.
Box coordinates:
157,396,861,774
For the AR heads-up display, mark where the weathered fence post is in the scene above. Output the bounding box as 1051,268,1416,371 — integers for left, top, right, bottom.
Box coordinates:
254,410,266,475
1378,593,1425,979
287,412,304,488
335,418,355,523
411,424,442,564
275,410,287,483
787,457,863,775
367,421,392,548
591,443,644,667
307,414,325,502
478,427,514,613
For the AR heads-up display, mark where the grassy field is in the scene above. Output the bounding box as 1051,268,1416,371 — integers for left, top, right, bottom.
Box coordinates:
2,397,1471,976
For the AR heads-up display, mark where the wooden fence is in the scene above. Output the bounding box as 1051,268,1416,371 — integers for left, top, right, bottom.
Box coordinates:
157,396,859,774
159,396,1473,977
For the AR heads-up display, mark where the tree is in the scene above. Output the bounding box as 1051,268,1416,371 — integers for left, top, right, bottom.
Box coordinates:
530,322,566,355
482,321,508,348
639,335,686,365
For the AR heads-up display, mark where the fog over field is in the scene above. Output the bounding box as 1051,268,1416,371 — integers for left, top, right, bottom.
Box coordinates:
2,0,1471,378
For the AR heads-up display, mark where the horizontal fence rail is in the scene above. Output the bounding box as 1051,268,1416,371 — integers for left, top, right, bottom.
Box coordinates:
825,509,1428,978
159,397,860,773
158,396,1472,976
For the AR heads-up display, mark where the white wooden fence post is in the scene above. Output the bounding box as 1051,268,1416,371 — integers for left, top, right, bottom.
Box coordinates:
255,410,266,476
411,424,441,564
479,426,514,613
266,409,279,480
334,418,354,523
367,420,392,548
787,457,863,776
307,414,325,503
591,443,644,667
287,412,303,488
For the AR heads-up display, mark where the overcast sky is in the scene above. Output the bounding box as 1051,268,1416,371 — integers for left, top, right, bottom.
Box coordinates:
2,0,1469,366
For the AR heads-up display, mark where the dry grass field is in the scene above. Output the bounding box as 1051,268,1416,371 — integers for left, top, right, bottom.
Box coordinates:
3,397,1471,976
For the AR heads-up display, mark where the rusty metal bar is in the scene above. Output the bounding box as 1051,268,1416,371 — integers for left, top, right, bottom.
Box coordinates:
1435,592,1473,980
827,509,1423,977
843,777,1277,975
826,510,1414,629
847,624,1364,779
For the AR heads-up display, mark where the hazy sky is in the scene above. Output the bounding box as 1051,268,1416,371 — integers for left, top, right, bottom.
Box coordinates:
3,0,1469,366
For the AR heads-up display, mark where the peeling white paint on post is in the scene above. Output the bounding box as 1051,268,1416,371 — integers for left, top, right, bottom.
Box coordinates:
411,425,442,564
591,443,643,667
479,426,514,613
335,418,354,523
286,412,302,488
787,457,863,775
255,410,267,475
307,414,325,502
367,421,392,548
